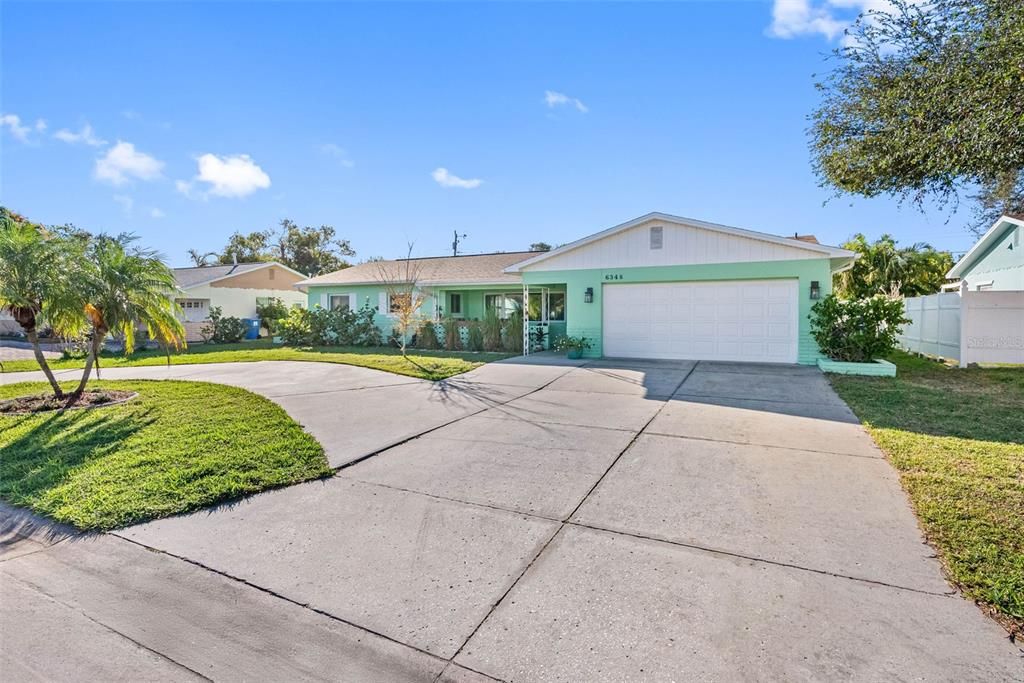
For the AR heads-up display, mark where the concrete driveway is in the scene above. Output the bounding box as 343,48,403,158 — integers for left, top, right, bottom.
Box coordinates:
1,357,1021,681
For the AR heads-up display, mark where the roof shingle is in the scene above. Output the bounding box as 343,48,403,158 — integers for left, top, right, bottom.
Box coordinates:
299,252,535,287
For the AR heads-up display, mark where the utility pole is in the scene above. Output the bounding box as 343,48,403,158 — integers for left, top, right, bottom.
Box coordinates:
452,230,467,256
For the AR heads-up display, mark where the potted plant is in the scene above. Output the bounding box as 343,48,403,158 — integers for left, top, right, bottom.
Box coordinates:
553,334,591,360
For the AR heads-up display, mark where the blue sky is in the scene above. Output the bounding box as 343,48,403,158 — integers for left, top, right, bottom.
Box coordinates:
1,1,975,268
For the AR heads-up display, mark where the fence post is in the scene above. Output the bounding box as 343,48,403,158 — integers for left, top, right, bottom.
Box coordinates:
958,281,969,368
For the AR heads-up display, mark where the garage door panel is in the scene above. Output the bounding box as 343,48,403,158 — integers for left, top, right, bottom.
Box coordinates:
603,280,798,363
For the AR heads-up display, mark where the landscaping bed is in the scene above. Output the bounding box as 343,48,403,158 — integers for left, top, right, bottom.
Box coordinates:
0,380,330,530
0,388,136,414
0,341,512,381
828,351,1024,637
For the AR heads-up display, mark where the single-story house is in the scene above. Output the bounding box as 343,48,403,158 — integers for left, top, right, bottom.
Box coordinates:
946,214,1023,291
299,213,856,364
175,261,308,340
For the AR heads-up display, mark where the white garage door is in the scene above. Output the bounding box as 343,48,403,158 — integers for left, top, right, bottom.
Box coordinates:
602,280,799,363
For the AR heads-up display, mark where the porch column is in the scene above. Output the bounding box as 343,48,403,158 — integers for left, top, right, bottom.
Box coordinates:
522,283,530,356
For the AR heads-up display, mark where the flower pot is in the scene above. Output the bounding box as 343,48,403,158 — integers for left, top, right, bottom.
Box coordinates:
566,349,583,360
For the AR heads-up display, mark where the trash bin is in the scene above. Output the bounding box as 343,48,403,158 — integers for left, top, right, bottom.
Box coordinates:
243,318,260,340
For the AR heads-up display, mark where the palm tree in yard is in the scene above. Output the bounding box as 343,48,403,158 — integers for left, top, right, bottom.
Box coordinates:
69,234,185,401
0,209,83,398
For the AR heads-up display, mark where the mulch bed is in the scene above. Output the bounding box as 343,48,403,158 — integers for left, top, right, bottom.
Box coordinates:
0,390,137,415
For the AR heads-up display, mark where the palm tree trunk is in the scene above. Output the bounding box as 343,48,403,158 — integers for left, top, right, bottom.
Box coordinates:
69,332,102,402
26,328,65,399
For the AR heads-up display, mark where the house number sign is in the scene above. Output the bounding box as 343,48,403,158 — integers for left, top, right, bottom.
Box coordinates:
604,274,624,281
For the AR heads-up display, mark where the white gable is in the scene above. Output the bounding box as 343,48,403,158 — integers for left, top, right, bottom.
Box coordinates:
519,217,823,272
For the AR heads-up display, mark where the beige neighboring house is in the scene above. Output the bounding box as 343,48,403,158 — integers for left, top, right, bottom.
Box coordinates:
174,261,308,341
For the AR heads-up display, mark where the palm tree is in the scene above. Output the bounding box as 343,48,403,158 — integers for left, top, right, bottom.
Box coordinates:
69,234,185,401
0,210,84,398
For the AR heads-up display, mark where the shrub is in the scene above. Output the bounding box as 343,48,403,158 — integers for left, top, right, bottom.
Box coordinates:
277,304,382,347
502,309,523,353
278,307,313,345
202,306,246,344
256,298,290,335
416,320,441,349
482,308,502,351
466,322,484,351
443,317,461,351
809,294,909,362
553,335,591,352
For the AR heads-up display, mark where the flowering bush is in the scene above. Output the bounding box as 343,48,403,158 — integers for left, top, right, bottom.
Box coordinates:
809,294,909,362
277,304,382,347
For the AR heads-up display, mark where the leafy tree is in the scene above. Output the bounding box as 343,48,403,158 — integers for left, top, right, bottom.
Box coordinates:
0,208,84,397
271,219,354,276
834,234,955,299
967,170,1024,236
190,219,355,275
810,0,1024,229
529,242,552,252
71,235,185,401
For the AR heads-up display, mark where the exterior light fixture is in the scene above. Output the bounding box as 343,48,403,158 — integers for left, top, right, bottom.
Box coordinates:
584,287,594,304
809,281,821,300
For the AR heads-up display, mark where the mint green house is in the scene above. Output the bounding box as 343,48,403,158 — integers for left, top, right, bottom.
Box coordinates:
297,212,857,364
946,214,1024,291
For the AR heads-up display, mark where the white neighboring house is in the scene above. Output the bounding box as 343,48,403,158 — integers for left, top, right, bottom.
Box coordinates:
901,214,1023,366
173,261,308,341
0,311,20,336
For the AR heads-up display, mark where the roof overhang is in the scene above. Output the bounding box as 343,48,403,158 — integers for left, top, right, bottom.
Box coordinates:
947,214,1024,279
181,261,310,291
504,212,856,272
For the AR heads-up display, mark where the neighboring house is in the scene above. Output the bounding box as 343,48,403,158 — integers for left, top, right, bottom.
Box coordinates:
902,214,1024,366
175,261,308,341
946,214,1023,291
298,212,857,364
0,311,20,336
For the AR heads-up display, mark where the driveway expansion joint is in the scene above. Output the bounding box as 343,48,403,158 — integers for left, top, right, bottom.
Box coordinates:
641,430,884,459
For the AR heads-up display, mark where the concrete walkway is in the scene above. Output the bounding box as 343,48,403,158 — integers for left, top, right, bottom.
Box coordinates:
1,358,1021,681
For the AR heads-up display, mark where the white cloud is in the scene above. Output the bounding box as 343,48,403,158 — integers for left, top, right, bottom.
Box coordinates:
544,90,588,113
767,0,897,41
431,167,483,189
94,141,164,185
150,207,165,219
54,123,106,147
113,194,134,215
180,153,271,198
319,143,355,168
35,119,47,132
1,114,32,142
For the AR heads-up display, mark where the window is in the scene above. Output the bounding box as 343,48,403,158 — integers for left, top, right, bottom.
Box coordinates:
389,292,411,314
449,293,462,315
548,292,565,321
485,293,522,319
650,226,663,250
329,295,350,311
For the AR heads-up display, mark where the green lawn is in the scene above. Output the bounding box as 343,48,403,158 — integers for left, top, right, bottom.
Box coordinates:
1,341,511,381
0,380,331,530
828,351,1023,636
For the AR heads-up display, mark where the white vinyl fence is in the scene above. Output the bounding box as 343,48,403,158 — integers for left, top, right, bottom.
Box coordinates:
901,286,1024,366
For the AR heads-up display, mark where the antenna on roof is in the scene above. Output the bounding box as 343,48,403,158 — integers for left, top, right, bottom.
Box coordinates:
452,230,467,257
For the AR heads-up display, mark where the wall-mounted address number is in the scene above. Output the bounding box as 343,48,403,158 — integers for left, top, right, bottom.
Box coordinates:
604,274,624,281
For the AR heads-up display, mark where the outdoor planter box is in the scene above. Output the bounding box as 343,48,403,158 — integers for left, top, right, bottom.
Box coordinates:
817,358,897,377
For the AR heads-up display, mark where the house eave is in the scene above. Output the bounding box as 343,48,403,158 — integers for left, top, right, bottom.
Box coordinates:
946,214,1024,279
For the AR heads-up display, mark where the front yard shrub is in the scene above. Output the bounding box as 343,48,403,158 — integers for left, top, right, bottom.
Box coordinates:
810,294,909,362
416,320,441,349
466,321,484,351
502,309,523,353
278,304,382,347
256,297,289,335
443,317,462,351
202,306,246,344
482,308,502,351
